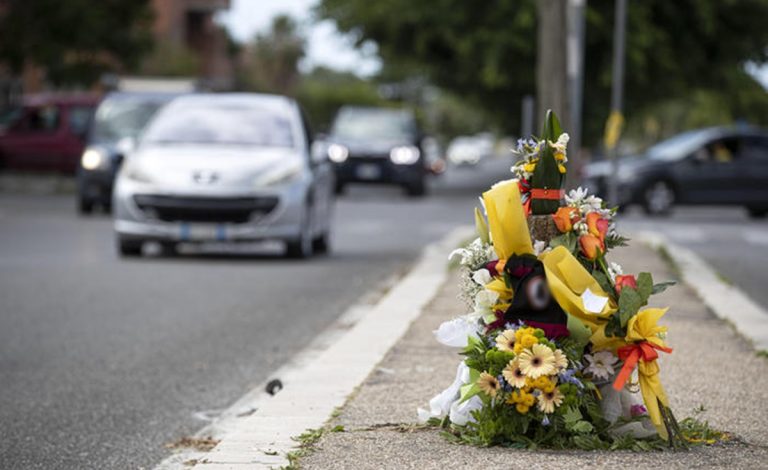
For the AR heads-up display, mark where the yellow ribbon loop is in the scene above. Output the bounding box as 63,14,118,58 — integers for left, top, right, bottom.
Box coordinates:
482,180,533,260
540,246,616,333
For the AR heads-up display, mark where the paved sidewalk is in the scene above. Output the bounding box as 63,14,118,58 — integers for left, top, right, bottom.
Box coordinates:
298,242,768,469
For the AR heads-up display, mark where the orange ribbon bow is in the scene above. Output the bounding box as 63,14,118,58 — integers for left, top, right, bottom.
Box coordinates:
612,341,673,392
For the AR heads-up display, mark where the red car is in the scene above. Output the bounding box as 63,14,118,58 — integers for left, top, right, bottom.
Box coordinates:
0,93,101,173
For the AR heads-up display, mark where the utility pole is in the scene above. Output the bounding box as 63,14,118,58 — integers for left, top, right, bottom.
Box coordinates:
536,0,569,133
566,0,586,186
607,0,627,206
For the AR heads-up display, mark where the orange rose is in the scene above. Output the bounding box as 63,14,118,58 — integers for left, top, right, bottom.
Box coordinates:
579,234,604,260
586,212,609,242
552,206,580,233
615,274,638,294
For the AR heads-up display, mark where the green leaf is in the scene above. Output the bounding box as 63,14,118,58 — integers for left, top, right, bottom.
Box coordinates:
636,272,653,303
566,315,592,351
592,270,615,299
543,109,563,142
563,407,582,426
474,207,489,245
618,287,643,327
571,420,594,434
652,281,676,294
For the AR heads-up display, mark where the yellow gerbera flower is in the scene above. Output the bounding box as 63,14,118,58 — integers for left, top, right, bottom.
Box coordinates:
477,372,500,398
537,388,564,414
518,343,556,379
494,329,516,352
502,358,527,388
553,349,569,371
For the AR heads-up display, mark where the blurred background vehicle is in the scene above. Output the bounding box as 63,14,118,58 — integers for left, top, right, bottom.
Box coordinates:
322,106,427,196
0,93,100,173
582,126,768,217
113,93,334,258
447,134,495,166
77,92,183,214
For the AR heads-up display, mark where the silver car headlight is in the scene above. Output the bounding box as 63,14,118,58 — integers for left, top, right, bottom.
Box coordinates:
123,163,154,184
327,143,349,163
390,145,420,165
256,161,303,187
81,147,108,171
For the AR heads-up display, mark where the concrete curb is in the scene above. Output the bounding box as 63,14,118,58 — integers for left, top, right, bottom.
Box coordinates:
156,225,474,469
0,172,76,194
638,231,768,350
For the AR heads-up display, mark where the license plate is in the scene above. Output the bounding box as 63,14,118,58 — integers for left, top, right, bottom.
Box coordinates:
356,163,381,180
179,223,227,241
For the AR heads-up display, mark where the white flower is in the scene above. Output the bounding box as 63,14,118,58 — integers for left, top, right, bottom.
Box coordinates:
434,317,481,348
474,289,499,316
471,268,492,286
565,187,589,206
533,240,549,256
584,351,619,380
607,262,624,282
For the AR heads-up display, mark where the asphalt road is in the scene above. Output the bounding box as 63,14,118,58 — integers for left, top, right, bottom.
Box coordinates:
0,159,509,470
1,160,766,469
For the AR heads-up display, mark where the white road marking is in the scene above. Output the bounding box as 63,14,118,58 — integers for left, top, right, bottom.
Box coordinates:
154,226,474,470
639,231,768,350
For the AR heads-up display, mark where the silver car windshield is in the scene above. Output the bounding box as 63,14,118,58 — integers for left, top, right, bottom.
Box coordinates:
143,104,295,147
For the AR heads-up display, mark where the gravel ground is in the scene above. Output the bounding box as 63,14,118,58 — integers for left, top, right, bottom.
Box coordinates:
299,243,768,469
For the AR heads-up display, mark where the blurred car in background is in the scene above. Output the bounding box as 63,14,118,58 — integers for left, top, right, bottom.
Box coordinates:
77,92,182,214
582,126,768,217
447,133,495,166
0,93,100,173
322,106,427,196
113,93,334,258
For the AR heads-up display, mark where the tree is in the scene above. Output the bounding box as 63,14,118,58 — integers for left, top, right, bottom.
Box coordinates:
0,0,153,86
317,0,768,146
239,15,305,95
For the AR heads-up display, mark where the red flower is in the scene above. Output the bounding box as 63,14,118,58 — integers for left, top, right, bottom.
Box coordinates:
615,274,638,294
586,212,609,242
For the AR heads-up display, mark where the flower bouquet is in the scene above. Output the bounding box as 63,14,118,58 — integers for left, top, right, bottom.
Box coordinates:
420,111,691,450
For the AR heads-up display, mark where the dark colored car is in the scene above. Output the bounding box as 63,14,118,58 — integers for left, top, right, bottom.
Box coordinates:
322,106,427,196
582,126,768,217
0,94,100,173
77,92,181,213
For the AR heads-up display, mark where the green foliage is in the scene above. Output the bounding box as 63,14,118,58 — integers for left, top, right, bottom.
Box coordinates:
0,0,154,86
550,231,577,254
239,15,305,95
318,0,768,145
296,67,385,132
531,110,564,215
141,40,200,77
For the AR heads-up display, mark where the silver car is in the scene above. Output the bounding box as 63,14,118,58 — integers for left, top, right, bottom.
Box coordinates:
112,93,334,258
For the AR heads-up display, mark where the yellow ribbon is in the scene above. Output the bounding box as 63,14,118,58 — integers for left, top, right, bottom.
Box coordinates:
482,180,533,260
625,308,671,439
540,246,616,333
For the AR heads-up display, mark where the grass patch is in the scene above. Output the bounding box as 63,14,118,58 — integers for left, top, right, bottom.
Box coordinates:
757,350,768,359
281,425,346,470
